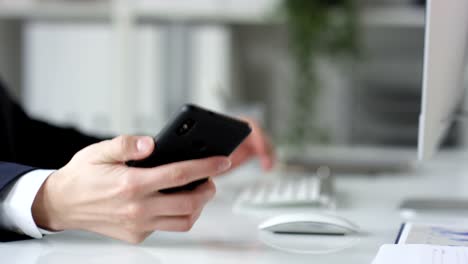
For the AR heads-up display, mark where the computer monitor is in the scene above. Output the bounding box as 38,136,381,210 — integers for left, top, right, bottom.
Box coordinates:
418,0,468,161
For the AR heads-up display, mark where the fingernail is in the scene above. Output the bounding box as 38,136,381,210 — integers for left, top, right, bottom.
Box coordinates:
137,137,152,153
218,159,232,172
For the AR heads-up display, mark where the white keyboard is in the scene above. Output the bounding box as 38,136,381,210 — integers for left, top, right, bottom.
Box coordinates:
235,172,335,208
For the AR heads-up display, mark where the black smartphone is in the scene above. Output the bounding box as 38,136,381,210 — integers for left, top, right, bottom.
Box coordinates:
128,104,252,193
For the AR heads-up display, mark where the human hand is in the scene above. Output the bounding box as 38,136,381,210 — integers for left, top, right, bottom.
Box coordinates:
229,117,275,171
31,135,231,244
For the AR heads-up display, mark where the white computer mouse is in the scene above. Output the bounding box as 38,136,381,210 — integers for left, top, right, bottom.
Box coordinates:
258,213,360,235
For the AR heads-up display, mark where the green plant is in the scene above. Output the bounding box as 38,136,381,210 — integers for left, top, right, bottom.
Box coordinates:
282,0,359,146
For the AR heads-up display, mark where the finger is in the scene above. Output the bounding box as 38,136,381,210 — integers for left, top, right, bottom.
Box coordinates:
229,146,252,170
249,124,275,170
134,156,230,192
240,118,276,170
88,135,154,163
150,212,202,232
145,180,216,216
86,224,151,244
259,141,275,171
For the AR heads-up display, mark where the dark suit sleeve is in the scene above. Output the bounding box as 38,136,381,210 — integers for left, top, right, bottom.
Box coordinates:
2,87,105,169
0,162,37,242
0,162,35,193
0,231,30,242
11,108,104,169
0,82,107,241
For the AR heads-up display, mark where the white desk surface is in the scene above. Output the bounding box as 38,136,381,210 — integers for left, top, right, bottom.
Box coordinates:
2,150,468,264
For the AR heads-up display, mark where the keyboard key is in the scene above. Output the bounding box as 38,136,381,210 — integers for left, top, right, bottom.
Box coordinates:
235,174,334,208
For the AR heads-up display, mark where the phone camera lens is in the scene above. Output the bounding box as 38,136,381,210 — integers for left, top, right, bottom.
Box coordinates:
176,118,195,136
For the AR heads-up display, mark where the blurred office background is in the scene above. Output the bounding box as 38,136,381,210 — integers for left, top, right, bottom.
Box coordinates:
0,0,464,163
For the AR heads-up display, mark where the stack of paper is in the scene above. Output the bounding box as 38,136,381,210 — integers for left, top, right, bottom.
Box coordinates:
397,222,468,246
373,244,468,264
373,222,468,264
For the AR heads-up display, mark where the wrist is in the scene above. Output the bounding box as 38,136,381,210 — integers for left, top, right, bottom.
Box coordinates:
31,170,66,232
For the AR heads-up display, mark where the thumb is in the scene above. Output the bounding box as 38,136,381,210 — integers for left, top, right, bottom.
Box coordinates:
93,135,154,163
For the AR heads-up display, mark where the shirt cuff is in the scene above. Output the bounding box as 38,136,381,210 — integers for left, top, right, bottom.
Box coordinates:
0,169,55,238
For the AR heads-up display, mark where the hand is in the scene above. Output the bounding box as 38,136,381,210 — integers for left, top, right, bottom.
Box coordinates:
31,135,232,244
229,117,275,171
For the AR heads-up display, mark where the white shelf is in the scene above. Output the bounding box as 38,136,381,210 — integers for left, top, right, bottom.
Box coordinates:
136,0,280,24
0,1,110,20
0,0,278,23
0,1,425,28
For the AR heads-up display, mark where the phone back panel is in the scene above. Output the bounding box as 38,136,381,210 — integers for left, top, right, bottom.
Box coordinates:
131,104,251,168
